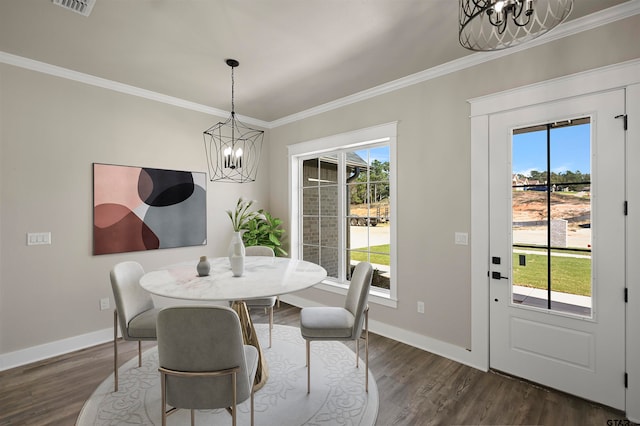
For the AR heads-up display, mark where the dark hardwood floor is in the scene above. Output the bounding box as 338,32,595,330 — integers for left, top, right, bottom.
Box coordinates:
0,303,632,425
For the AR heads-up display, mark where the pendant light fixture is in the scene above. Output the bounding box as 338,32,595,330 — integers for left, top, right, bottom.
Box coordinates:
459,0,573,51
203,59,264,183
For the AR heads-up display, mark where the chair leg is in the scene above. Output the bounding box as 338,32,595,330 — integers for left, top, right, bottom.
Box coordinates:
232,370,237,426
190,409,195,426
365,308,369,393
113,310,118,392
250,385,255,426
268,306,273,348
161,372,167,426
306,339,311,394
355,337,359,368
138,341,142,367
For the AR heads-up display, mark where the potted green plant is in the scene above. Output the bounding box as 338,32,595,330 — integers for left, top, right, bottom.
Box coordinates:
242,209,288,257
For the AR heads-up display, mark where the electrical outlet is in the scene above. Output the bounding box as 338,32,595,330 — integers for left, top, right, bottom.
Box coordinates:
455,232,469,245
417,301,425,314
100,298,110,311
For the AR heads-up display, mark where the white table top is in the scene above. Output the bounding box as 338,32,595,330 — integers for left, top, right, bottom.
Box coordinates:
139,256,327,301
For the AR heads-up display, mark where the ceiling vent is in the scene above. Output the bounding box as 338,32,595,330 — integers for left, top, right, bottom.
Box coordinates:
52,0,96,17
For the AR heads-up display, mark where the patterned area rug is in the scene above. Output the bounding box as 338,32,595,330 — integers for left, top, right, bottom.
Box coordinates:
76,324,378,425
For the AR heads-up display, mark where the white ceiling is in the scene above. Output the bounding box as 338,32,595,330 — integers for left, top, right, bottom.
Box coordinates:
0,0,632,123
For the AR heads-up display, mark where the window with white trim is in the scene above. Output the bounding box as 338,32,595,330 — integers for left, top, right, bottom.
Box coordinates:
289,123,397,304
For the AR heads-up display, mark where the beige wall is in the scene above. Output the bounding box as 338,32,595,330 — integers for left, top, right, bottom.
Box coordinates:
269,16,640,349
1,15,639,361
0,65,269,354
0,64,4,355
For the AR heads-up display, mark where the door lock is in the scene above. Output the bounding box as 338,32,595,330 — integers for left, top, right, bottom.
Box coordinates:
492,271,509,280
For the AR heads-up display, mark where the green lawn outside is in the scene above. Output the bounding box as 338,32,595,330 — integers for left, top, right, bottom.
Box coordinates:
513,252,591,297
350,244,390,265
349,245,590,297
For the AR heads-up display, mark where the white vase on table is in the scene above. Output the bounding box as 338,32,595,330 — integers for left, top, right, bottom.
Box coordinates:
228,231,246,277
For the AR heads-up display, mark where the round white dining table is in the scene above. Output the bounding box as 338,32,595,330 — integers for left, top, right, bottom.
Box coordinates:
139,256,327,302
139,256,327,390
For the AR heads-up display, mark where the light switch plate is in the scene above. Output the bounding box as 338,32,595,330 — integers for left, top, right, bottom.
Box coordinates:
27,232,51,245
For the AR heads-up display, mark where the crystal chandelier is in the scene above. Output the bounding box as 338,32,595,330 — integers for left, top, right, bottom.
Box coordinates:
203,59,264,183
459,0,573,51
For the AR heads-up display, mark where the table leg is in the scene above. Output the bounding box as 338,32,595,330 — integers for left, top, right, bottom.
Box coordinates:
230,300,269,391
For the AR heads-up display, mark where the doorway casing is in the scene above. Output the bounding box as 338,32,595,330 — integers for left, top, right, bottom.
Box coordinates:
468,58,640,421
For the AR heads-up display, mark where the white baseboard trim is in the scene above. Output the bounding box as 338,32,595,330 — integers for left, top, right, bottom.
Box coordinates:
281,294,488,372
0,327,113,372
4,296,485,374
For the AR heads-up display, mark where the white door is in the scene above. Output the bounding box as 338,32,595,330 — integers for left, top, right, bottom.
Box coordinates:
489,90,626,409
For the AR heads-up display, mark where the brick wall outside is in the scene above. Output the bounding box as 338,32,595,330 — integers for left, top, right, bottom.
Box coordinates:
302,159,339,277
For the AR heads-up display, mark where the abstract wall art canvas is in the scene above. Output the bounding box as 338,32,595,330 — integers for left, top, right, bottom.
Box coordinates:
93,163,206,255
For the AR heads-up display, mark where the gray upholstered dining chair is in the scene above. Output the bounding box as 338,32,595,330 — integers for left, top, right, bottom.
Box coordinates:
157,306,258,426
300,261,373,393
110,261,160,392
243,245,277,348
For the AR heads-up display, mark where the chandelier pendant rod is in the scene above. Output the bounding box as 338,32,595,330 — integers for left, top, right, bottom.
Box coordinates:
229,59,237,153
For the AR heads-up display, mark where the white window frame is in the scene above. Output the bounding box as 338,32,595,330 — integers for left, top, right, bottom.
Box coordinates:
288,122,398,308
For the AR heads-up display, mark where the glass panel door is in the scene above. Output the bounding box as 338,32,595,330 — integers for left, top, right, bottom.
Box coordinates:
511,119,592,316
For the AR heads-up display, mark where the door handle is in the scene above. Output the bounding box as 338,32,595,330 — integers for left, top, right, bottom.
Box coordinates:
491,271,509,280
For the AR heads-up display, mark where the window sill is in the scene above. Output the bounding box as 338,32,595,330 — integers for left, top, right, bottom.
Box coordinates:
313,280,398,308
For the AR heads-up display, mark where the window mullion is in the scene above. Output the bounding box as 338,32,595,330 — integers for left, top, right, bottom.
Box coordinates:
293,157,302,260
338,151,347,283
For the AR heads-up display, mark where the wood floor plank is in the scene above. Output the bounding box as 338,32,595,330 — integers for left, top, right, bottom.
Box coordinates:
0,303,632,425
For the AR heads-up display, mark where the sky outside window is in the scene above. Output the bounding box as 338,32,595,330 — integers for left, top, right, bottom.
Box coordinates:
513,124,591,176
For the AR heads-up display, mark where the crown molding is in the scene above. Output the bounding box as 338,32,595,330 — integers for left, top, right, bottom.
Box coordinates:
0,51,269,129
1,1,638,130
